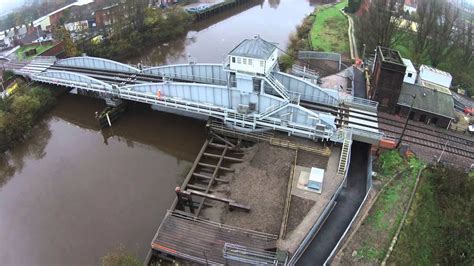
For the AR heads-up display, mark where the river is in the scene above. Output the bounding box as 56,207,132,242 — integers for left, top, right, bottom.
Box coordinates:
0,0,326,265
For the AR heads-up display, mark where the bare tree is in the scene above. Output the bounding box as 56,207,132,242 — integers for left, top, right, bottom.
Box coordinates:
460,13,473,63
412,0,443,63
428,1,460,67
355,0,407,51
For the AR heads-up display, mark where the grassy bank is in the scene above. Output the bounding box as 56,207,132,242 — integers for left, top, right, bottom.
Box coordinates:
310,0,349,53
0,80,56,152
389,166,474,264
339,150,424,264
16,44,55,60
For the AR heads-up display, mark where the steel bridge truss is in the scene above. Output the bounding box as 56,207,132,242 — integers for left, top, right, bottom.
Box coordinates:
30,70,335,140
9,56,383,142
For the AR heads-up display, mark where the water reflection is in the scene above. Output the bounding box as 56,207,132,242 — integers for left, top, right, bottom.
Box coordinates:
0,119,52,188
125,0,319,65
51,94,207,161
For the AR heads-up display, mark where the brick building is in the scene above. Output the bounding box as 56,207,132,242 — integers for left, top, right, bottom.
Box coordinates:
370,46,406,113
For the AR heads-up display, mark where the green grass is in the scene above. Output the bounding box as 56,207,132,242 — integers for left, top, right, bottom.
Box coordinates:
15,44,54,60
310,0,349,53
357,242,384,261
350,151,424,264
389,167,474,265
389,173,440,265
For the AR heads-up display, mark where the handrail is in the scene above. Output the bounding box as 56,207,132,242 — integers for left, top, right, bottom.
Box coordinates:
341,95,379,110
152,70,227,85
259,101,288,119
265,72,290,100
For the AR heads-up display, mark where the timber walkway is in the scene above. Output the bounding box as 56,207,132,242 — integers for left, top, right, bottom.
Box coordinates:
152,211,278,264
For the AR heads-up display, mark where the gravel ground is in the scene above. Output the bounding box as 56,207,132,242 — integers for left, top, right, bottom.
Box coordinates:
286,195,315,234
222,142,295,234
296,150,329,168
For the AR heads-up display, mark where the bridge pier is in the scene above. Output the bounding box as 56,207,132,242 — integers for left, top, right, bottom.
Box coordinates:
96,100,127,128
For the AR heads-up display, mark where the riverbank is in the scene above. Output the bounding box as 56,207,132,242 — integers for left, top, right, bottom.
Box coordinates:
79,7,193,60
0,80,56,153
279,0,349,72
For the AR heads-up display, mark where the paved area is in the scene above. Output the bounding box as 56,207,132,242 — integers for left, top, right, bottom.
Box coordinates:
297,141,369,266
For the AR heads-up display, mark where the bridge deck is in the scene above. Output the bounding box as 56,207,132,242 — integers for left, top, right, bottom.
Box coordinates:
152,211,278,264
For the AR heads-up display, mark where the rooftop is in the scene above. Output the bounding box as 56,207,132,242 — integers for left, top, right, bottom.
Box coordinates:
402,58,416,73
228,36,277,60
33,0,94,27
378,46,404,65
420,80,452,95
398,83,455,119
419,64,452,78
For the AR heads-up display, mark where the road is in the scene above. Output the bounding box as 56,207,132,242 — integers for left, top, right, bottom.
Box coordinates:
297,141,369,265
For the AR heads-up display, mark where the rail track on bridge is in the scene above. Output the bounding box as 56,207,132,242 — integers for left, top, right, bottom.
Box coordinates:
301,101,474,161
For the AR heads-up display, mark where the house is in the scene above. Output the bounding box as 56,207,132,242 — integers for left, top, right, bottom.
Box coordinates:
33,0,94,31
397,83,455,128
95,3,121,28
227,36,278,75
370,46,456,128
403,0,417,14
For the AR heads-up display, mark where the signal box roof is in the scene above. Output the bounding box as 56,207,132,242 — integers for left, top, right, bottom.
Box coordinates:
229,36,277,60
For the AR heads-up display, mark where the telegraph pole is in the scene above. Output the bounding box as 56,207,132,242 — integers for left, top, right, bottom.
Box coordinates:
396,94,416,149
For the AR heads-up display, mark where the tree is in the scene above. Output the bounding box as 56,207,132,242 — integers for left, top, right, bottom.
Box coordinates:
427,1,460,67
347,0,362,13
411,0,441,63
355,0,407,51
54,26,78,57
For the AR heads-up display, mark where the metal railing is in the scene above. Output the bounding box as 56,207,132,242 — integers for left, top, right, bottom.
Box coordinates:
291,64,320,80
351,127,384,141
223,243,283,265
341,95,379,110
265,72,290,100
259,101,289,119
337,129,353,177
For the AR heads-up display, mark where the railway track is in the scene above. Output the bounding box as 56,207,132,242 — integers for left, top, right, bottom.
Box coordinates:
300,101,474,160
377,113,473,147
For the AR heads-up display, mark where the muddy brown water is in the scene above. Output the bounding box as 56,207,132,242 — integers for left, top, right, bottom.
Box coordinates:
0,0,333,264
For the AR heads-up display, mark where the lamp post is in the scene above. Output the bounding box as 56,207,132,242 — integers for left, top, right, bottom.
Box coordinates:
396,94,416,149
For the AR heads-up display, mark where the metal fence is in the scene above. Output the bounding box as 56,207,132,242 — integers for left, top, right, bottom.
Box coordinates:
298,51,342,71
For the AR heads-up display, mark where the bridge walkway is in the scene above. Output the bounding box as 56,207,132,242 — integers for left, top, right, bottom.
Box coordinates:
152,211,278,265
